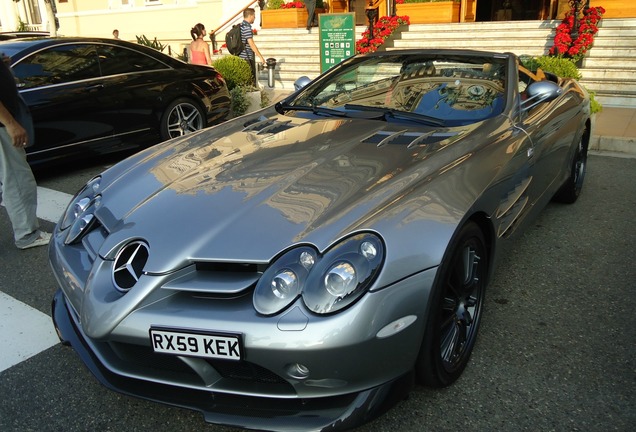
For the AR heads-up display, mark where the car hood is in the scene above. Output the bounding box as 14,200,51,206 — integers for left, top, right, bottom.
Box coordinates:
96,110,488,274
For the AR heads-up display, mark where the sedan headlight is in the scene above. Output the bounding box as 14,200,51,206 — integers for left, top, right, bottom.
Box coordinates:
254,233,384,315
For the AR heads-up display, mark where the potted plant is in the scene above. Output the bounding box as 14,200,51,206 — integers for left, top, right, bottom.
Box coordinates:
262,1,308,29
395,0,461,24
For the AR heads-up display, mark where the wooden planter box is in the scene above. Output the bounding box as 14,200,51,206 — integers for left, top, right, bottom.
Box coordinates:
262,8,308,29
330,0,348,13
396,2,461,24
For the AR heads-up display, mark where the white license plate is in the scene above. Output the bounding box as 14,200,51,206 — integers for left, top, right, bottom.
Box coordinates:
150,328,241,361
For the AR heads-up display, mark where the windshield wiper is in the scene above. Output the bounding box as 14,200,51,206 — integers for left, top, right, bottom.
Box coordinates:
275,102,348,118
343,104,445,126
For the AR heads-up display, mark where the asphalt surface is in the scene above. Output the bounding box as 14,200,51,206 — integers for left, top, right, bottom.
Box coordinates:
0,153,634,431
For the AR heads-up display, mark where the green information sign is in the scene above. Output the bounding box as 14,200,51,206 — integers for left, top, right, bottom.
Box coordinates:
319,13,356,73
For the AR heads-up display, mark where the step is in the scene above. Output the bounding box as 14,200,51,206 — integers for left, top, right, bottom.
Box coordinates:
595,94,636,108
581,69,636,80
248,18,636,109
580,79,636,94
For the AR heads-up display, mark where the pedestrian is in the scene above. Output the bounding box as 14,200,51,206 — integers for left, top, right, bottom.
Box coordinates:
305,0,317,31
189,23,211,66
112,29,120,39
0,54,50,249
239,8,266,86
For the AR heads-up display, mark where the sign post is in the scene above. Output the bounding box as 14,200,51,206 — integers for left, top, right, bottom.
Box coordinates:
319,13,356,74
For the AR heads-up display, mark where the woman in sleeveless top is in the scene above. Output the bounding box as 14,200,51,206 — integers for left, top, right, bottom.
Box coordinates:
189,23,211,66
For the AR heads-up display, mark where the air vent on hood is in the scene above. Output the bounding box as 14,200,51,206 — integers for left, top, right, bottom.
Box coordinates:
242,118,296,135
362,130,459,148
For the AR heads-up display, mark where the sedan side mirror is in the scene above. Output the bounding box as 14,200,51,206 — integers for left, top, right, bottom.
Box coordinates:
521,80,563,111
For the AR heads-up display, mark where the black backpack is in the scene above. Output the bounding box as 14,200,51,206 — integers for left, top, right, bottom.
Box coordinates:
225,24,245,56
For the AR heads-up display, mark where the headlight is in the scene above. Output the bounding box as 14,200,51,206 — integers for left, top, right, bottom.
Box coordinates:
60,176,101,230
253,233,384,316
253,247,316,315
64,195,101,245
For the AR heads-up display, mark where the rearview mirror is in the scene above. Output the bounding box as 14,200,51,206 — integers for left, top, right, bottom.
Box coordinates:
521,80,563,111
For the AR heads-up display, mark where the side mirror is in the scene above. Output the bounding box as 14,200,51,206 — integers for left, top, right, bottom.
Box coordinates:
294,76,311,91
521,80,563,111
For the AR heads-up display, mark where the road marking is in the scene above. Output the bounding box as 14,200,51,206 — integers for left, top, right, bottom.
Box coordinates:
0,291,60,372
1,186,71,224
37,186,73,223
0,187,71,372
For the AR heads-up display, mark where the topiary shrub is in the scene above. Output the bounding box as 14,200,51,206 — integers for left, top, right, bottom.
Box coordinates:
520,55,582,80
268,0,285,9
212,55,253,90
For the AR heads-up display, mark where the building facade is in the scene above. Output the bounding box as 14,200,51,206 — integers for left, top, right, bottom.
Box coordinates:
1,1,634,56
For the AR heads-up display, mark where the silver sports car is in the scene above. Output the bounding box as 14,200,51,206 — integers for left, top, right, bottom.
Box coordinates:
50,49,590,431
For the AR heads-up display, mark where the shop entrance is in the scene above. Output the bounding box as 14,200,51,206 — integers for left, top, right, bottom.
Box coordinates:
476,0,554,21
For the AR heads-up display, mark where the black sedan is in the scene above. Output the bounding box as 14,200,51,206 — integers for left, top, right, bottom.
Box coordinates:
0,37,230,166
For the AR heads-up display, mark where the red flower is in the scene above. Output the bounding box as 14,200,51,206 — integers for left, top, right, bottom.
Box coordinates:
355,15,410,54
281,1,305,8
549,5,605,60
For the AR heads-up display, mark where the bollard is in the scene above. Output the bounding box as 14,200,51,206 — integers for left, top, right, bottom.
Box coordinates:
266,58,277,88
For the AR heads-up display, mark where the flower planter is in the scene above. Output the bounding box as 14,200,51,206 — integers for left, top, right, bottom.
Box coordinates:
396,2,461,24
330,0,348,13
262,8,308,29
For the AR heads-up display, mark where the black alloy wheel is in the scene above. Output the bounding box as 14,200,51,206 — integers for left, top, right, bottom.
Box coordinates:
417,222,488,387
554,132,589,204
160,98,205,140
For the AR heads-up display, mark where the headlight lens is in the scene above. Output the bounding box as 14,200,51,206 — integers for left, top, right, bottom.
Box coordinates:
254,247,316,315
64,195,101,245
253,233,384,316
60,176,101,230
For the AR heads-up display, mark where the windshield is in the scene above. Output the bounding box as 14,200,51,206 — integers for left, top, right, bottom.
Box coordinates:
289,53,507,126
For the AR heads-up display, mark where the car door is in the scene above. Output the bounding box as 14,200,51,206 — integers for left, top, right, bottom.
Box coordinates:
93,44,173,143
12,43,120,164
516,84,580,203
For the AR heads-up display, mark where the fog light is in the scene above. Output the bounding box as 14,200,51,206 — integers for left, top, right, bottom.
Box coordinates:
285,363,310,380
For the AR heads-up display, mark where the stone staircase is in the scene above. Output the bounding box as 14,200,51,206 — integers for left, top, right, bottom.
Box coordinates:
250,18,636,108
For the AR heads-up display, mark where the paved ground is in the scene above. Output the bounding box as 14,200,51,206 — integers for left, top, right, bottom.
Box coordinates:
0,151,634,431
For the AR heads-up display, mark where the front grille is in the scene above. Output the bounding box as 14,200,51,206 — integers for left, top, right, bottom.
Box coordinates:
209,359,287,384
107,341,291,390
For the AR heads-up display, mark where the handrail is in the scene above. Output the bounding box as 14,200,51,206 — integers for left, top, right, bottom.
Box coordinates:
209,0,258,52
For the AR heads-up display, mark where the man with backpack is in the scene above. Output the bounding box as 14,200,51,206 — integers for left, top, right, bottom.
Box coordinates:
238,8,265,86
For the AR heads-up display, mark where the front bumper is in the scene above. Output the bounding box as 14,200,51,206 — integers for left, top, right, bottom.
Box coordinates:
52,289,413,431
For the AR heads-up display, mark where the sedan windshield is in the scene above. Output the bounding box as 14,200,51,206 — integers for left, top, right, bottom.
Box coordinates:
290,53,507,126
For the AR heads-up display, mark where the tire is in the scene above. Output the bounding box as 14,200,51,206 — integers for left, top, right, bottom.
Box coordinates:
553,132,588,204
416,222,488,388
159,98,205,141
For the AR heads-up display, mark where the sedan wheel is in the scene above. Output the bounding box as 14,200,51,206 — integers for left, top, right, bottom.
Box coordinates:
417,222,488,387
160,98,205,140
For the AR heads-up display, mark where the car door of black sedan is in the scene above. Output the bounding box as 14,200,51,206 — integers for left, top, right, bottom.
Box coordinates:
92,44,172,146
13,43,122,164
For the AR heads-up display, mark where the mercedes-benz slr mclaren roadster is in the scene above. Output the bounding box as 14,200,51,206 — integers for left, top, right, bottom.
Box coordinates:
50,49,591,431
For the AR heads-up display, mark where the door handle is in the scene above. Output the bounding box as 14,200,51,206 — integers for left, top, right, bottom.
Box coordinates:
85,83,104,91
